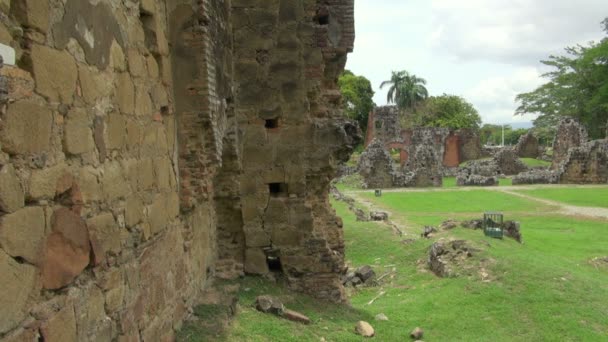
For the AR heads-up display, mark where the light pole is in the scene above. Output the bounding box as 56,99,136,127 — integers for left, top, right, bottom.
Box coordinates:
501,124,505,147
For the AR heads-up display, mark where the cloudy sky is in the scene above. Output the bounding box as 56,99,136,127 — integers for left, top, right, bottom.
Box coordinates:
346,0,607,127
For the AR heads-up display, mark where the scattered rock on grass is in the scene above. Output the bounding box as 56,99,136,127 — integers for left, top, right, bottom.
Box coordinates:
439,219,459,230
428,239,477,277
421,226,437,238
410,327,424,339
370,211,389,221
355,321,375,337
374,313,389,321
461,219,483,229
283,309,311,324
255,295,284,315
343,265,376,287
503,220,523,243
401,238,417,245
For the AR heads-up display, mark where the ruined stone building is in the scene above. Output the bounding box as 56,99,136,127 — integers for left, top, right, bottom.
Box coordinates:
364,106,482,169
0,1,359,340
513,118,607,185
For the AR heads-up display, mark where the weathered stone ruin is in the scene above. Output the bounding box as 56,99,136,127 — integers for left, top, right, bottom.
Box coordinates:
457,148,528,186
0,0,359,340
551,118,589,169
364,106,482,169
493,149,528,175
514,132,540,158
402,128,447,187
558,139,608,184
513,118,607,185
357,139,400,188
365,106,401,146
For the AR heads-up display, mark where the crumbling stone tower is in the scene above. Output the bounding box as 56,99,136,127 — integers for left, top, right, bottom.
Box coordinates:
0,0,357,340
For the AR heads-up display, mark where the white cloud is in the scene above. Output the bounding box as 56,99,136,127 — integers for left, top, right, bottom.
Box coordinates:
430,0,607,64
465,67,544,124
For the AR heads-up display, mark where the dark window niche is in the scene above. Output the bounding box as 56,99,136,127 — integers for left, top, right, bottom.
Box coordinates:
375,121,382,129
268,183,288,197
317,14,329,25
264,249,282,273
265,118,280,129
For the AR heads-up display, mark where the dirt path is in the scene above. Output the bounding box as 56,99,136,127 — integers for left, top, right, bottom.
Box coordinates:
492,188,608,220
345,185,608,221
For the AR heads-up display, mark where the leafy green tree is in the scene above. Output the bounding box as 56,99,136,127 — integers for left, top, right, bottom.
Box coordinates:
516,18,608,139
408,94,481,130
338,70,375,133
380,70,429,111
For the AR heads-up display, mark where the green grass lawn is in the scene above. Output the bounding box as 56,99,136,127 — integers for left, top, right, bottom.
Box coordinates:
179,187,608,341
516,187,608,208
520,158,551,167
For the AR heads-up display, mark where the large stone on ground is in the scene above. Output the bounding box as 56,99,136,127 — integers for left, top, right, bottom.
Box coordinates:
0,206,46,264
355,265,376,282
255,295,284,315
410,327,424,339
0,165,24,213
0,249,38,334
30,44,77,104
283,309,311,324
355,321,375,337
41,208,91,289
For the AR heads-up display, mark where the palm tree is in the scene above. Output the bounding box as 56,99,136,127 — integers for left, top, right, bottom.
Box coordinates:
380,70,429,111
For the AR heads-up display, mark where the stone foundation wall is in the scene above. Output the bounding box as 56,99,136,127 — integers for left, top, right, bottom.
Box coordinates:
0,0,357,340
558,140,608,184
514,132,540,158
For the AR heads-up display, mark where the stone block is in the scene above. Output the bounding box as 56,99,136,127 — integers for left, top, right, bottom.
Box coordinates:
146,195,168,235
115,72,135,114
87,213,121,256
134,84,152,116
125,195,144,227
40,305,77,342
0,249,38,334
102,161,129,201
0,164,24,213
1,100,52,154
79,65,111,104
244,248,269,274
30,44,77,104
110,40,126,71
28,163,68,200
76,166,101,203
127,49,146,78
243,222,270,247
105,285,125,313
64,108,95,155
106,113,126,150
41,208,90,289
0,206,46,264
11,0,50,33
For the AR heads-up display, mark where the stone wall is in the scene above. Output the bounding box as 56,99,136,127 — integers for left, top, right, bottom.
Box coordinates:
369,105,401,145
403,128,447,187
552,118,588,169
558,139,608,184
0,0,357,340
514,132,540,158
233,0,358,302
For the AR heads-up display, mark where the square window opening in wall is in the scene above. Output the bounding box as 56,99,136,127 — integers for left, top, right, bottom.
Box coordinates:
264,248,282,273
265,118,280,129
375,121,382,129
268,183,288,197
